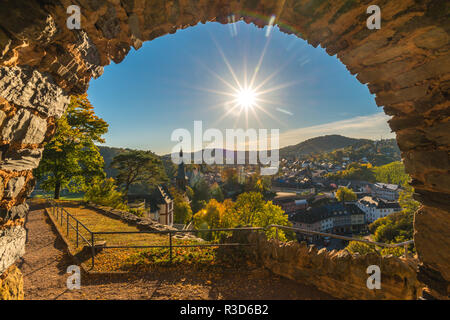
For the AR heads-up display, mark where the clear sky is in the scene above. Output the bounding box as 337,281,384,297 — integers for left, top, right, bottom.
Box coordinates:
87,21,393,155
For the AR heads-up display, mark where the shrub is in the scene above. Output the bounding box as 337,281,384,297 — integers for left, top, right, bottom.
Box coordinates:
84,177,127,210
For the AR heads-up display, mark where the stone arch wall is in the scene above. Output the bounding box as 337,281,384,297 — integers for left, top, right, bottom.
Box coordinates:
0,0,448,299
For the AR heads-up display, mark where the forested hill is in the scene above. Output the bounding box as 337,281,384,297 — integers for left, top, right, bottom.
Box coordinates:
97,145,129,177
97,135,401,172
279,135,373,160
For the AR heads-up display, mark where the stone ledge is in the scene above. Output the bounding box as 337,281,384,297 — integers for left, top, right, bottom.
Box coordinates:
243,231,423,300
0,225,26,274
86,202,202,241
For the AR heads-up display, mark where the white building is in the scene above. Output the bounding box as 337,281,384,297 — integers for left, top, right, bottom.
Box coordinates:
148,186,174,226
356,196,401,223
370,183,402,201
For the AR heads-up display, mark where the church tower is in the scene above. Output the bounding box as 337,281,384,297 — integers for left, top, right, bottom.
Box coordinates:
176,148,187,191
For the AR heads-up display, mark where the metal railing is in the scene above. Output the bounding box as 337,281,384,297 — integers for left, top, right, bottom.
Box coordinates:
45,200,414,270
45,200,262,270
267,224,414,258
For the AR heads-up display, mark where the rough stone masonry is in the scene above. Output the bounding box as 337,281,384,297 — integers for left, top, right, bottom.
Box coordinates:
0,0,448,299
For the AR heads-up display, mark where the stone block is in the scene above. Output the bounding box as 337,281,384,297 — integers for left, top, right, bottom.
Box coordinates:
5,176,25,199
1,109,47,145
0,66,69,118
0,148,43,171
0,203,29,221
0,226,26,274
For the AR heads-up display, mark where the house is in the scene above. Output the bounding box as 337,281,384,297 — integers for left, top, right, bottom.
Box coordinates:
356,196,401,223
273,196,308,214
289,202,366,240
370,183,402,201
148,185,174,226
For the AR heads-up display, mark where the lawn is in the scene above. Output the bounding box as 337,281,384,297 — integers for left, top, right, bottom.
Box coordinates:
48,203,227,272
33,193,85,201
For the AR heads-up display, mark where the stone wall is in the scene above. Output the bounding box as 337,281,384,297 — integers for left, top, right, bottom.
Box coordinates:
0,265,24,300
231,230,422,300
87,203,202,241
0,0,448,299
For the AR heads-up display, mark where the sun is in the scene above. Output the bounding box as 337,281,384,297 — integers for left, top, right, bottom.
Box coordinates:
193,27,295,128
235,88,257,109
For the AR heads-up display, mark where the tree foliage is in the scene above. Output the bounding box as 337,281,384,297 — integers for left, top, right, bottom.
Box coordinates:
326,163,376,182
336,186,357,202
191,177,211,213
193,192,291,241
346,241,379,255
35,94,108,199
169,186,193,224
211,183,224,202
111,150,166,195
84,177,127,209
373,161,410,186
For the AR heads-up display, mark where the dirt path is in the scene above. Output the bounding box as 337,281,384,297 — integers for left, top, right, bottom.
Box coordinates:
19,206,334,300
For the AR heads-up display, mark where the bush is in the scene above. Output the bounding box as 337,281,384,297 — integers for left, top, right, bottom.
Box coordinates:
84,177,127,210
346,241,379,255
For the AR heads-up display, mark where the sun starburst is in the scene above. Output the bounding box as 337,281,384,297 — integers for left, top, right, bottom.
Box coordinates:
190,22,298,128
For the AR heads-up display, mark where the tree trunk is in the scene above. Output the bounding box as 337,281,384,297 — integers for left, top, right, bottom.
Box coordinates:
54,180,61,199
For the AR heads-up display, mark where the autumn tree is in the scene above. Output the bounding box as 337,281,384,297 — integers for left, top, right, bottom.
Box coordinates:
193,199,237,240
234,192,292,241
111,150,166,195
336,186,357,202
35,95,108,199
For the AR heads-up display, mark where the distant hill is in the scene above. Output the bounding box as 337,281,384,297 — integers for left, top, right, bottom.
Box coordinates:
98,134,400,170
97,145,129,177
279,135,373,160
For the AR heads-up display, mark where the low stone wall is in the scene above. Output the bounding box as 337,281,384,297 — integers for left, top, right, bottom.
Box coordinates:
231,230,423,300
86,203,202,241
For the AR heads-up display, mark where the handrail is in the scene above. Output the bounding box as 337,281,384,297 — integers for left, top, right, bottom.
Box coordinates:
266,224,414,248
93,226,264,235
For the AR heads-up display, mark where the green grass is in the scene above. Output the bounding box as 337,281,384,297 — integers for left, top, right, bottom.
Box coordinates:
33,192,85,201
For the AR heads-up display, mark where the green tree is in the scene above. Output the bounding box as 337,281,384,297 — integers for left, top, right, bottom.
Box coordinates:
111,150,166,195
35,94,108,199
234,192,292,241
399,185,420,214
169,186,193,224
84,177,127,209
373,161,409,186
211,183,224,202
327,163,375,182
346,241,379,255
336,186,357,202
191,178,211,213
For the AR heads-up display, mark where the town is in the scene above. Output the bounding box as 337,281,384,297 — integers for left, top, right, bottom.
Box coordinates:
73,135,411,254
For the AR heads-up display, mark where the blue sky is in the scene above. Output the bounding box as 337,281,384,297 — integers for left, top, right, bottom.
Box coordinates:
87,21,393,155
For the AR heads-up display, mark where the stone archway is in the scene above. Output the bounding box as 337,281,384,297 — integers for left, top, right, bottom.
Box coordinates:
0,0,448,299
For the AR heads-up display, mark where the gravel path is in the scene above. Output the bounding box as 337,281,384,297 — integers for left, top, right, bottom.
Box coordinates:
19,205,333,300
